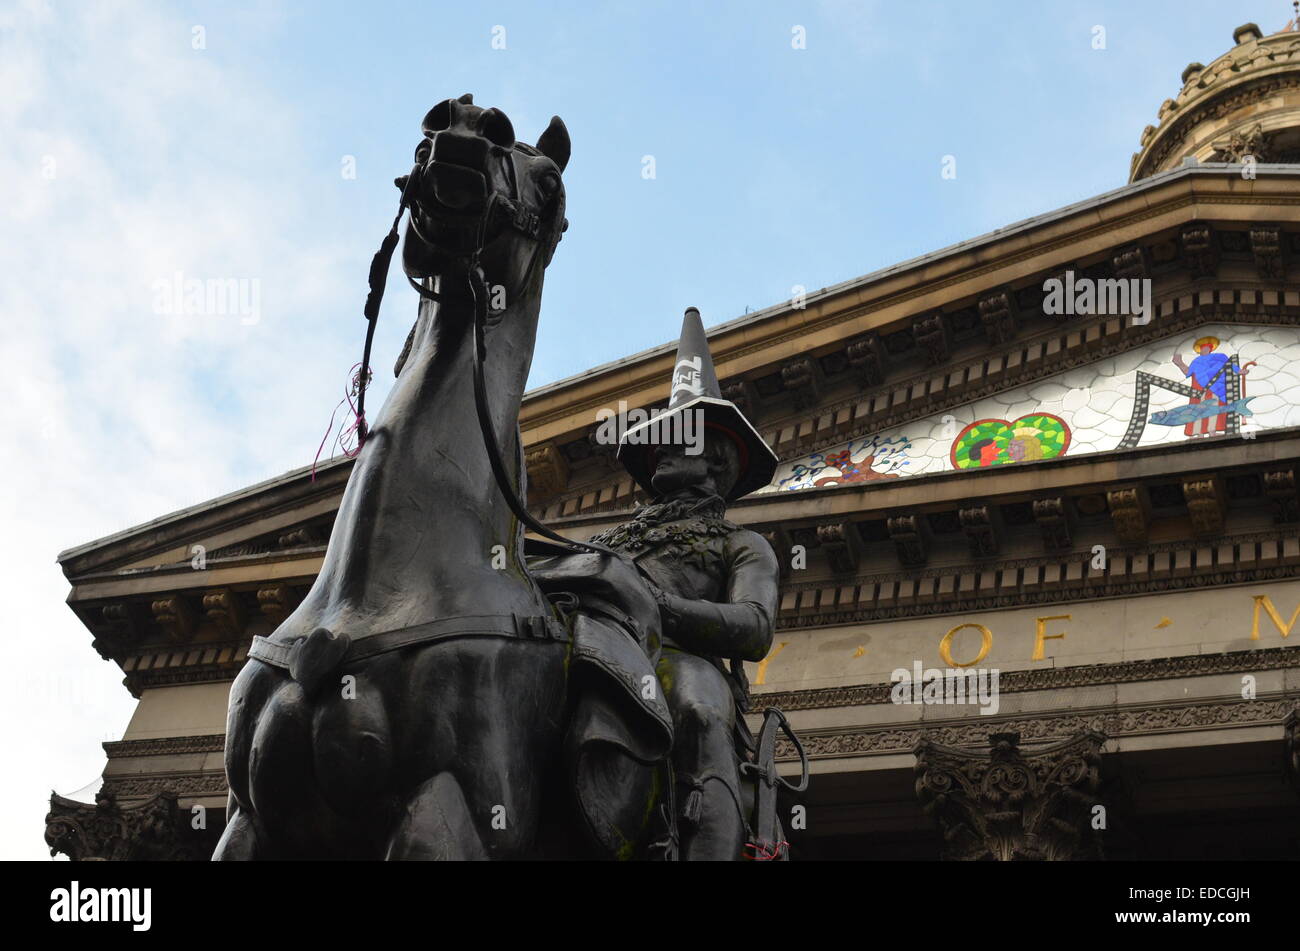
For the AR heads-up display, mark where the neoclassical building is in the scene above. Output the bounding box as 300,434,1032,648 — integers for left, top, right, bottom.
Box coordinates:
50,22,1300,860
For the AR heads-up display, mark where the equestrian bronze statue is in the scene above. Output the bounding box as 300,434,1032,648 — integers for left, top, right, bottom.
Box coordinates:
214,97,806,861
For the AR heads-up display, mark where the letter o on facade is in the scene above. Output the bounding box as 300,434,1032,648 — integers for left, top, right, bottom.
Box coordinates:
939,623,993,668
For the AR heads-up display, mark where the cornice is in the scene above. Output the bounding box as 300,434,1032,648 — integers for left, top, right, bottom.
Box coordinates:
74,448,1298,676
769,528,1300,630
104,734,226,758
756,645,1300,711
101,770,230,799
774,695,1300,762
57,459,352,580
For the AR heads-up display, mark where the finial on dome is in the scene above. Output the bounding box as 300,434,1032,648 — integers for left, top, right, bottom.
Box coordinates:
1233,22,1262,45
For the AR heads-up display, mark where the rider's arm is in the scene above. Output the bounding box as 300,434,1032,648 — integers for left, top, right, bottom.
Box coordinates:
651,531,779,662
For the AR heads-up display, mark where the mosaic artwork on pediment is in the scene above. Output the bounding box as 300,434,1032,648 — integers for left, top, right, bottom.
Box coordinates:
774,435,913,491
763,324,1300,493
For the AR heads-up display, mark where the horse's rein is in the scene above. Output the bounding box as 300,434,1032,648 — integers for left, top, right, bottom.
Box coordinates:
356,161,422,441
358,156,611,558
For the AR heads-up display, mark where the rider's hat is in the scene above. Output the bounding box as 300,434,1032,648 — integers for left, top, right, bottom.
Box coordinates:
1193,335,1220,351
617,307,778,501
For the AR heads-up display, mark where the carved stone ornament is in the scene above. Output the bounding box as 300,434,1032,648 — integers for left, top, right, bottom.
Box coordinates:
1216,122,1269,163
816,521,861,573
887,514,927,567
913,730,1106,861
1263,469,1299,523
912,312,949,365
1180,223,1218,279
1107,485,1149,545
525,441,570,496
959,505,999,558
1032,497,1071,552
45,790,217,861
846,334,884,385
1250,226,1283,280
1111,244,1148,281
780,356,820,410
1183,476,1225,537
256,584,300,619
977,290,1017,346
202,589,244,634
151,596,195,642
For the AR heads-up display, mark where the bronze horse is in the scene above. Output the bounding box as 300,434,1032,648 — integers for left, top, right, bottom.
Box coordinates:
215,96,668,860
215,97,803,860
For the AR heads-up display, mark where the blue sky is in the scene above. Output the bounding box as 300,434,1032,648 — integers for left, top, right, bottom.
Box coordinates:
0,0,1280,858
221,0,1265,395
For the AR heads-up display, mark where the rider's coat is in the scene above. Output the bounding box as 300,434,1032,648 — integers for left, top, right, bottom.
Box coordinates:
590,494,779,664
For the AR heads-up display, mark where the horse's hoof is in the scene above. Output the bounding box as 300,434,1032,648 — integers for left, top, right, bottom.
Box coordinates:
288,627,352,695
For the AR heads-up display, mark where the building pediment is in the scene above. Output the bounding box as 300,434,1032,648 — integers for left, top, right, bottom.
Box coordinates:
527,168,1300,522
765,321,1299,492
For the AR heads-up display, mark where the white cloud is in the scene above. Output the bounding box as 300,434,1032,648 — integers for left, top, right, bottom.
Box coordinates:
0,1,363,858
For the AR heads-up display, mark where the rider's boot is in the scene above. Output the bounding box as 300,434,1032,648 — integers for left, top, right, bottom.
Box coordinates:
677,769,747,861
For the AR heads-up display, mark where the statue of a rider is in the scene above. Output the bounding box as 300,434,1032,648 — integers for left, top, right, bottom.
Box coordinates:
538,307,782,859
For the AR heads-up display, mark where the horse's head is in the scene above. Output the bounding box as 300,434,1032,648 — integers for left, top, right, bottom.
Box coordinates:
401,93,570,297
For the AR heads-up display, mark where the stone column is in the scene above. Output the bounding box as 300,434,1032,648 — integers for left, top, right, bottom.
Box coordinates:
914,730,1106,860
1286,710,1300,798
45,789,218,861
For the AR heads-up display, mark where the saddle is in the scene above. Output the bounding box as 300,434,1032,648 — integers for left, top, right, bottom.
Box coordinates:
526,541,675,859
527,540,812,860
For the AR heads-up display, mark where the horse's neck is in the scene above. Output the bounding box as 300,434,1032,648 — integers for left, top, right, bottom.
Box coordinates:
297,275,549,635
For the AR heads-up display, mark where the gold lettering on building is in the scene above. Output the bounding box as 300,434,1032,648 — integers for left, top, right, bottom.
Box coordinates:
938,623,992,668
1250,595,1300,640
1033,614,1070,661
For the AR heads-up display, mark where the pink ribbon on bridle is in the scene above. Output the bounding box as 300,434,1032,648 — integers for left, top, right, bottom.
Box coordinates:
310,362,372,482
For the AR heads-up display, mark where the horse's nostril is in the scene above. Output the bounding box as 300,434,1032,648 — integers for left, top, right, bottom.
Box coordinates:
479,108,516,149
422,99,453,135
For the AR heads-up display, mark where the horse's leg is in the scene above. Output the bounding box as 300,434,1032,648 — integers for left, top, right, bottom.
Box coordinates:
214,659,281,860
212,796,264,860
386,640,566,860
228,663,358,857
385,772,489,860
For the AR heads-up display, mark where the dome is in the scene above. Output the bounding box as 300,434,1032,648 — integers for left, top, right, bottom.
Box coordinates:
1130,21,1300,180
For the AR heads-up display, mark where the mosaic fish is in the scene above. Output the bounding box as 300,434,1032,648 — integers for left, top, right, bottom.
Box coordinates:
1148,397,1255,427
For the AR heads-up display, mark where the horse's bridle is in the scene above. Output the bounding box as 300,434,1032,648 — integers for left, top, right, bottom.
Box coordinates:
358,149,610,557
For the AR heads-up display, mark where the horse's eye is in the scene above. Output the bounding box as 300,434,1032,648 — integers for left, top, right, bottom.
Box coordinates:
537,173,560,200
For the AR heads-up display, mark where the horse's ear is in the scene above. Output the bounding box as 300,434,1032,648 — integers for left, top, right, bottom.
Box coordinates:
457,93,474,104
536,116,570,172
